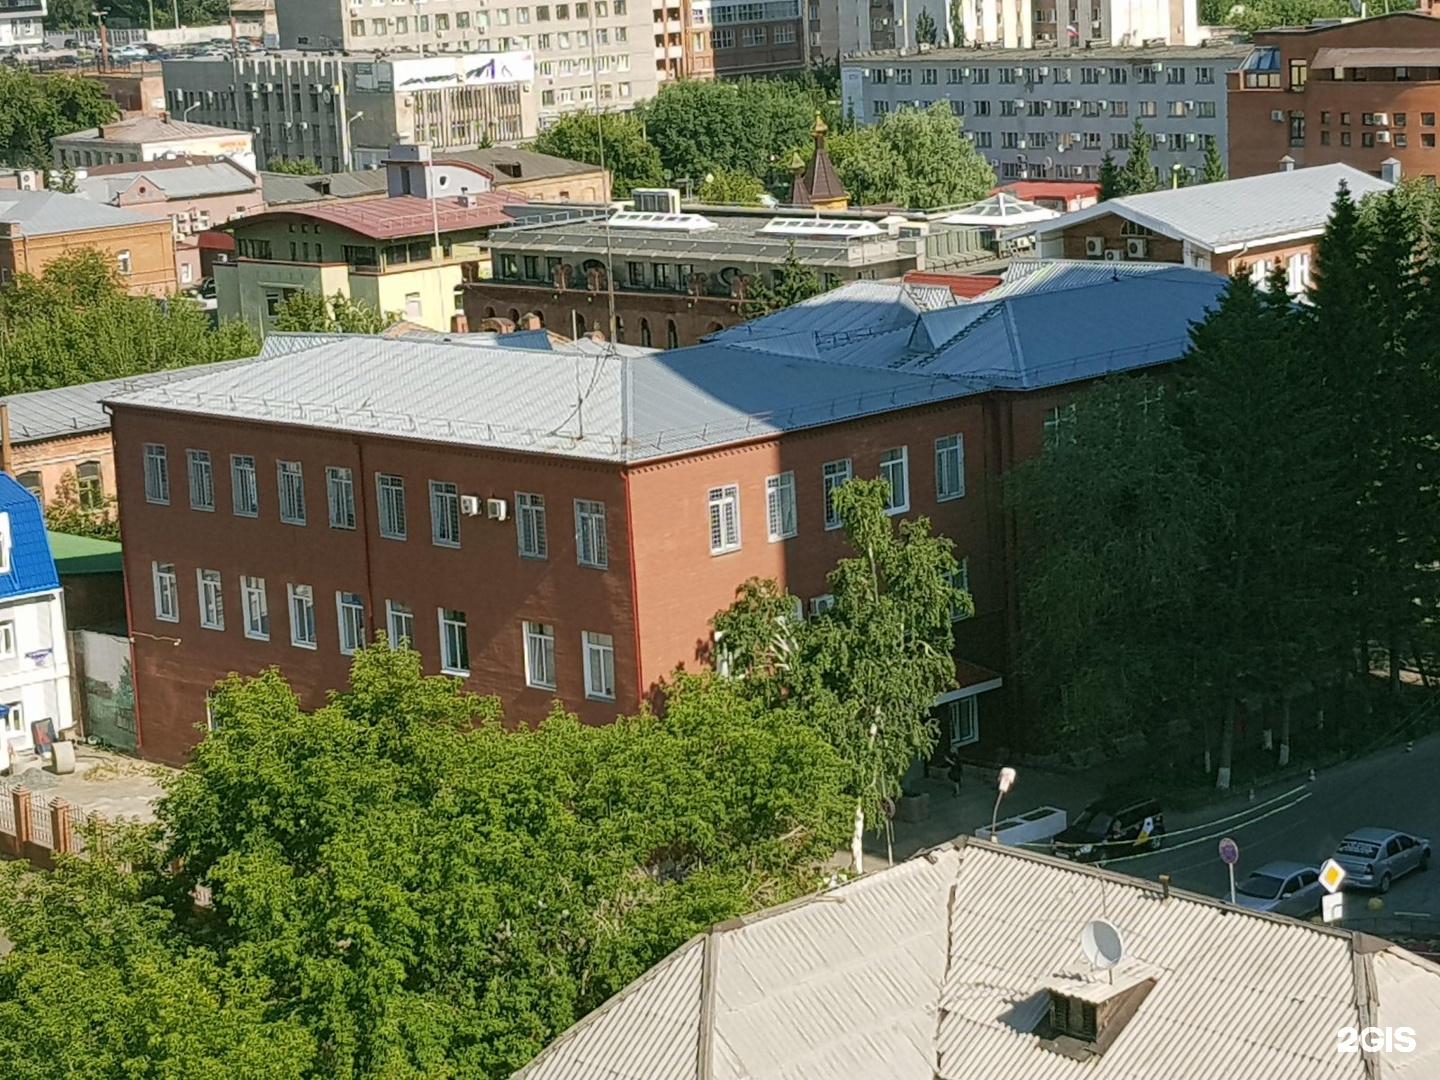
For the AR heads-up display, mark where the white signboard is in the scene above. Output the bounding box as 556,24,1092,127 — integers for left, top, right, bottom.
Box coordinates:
1322,892,1344,924
391,51,535,91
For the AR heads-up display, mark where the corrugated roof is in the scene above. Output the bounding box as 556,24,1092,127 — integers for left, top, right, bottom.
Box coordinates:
73,159,258,203
107,263,1226,463
236,192,523,240
513,838,1440,1080
1036,164,1391,252
260,169,390,207
0,474,59,600
0,190,168,236
1312,46,1440,67
437,145,606,182
55,116,245,145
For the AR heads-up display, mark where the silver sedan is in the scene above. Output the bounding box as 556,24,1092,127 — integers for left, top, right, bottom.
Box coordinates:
1229,861,1324,918
1330,828,1432,893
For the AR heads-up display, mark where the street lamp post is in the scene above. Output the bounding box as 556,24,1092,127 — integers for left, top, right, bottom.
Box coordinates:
989,767,1017,843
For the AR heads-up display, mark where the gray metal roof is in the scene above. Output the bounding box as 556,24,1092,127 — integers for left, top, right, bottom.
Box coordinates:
1036,164,1391,253
513,837,1440,1080
0,191,168,236
73,160,258,204
259,169,390,207
107,262,1227,463
54,116,245,146
843,42,1250,62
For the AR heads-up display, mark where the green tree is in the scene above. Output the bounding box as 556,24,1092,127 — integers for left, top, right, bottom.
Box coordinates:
265,155,325,175
530,110,664,198
916,8,939,44
43,0,95,28
1227,0,1353,34
0,248,260,393
0,68,118,170
827,102,994,208
711,478,963,869
43,469,120,543
1202,137,1228,184
743,240,825,316
1118,119,1158,196
272,290,395,334
1098,151,1122,201
697,168,767,205
950,0,965,43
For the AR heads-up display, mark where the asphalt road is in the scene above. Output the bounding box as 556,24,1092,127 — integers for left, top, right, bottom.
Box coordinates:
1093,732,1440,927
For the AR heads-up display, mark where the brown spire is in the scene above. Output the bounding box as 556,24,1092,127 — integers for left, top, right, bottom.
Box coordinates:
803,110,848,210
787,149,813,208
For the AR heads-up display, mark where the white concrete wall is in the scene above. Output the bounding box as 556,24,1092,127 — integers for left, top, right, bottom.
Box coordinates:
0,591,74,757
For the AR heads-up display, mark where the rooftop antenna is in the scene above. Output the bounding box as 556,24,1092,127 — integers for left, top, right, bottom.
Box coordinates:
1080,918,1124,986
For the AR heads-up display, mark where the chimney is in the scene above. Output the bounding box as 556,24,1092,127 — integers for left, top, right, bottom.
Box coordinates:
1278,155,1295,172
1158,874,1171,902
1380,157,1402,184
520,312,543,331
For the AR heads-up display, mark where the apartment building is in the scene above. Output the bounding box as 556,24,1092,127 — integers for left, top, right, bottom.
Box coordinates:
702,0,809,75
0,0,44,49
52,116,258,175
1227,12,1440,180
0,192,177,296
841,43,1247,182
106,261,1227,765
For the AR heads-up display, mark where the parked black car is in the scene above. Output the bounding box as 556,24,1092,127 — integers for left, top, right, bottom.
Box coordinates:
1052,797,1165,863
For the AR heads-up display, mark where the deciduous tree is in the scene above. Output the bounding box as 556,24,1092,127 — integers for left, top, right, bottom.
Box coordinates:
828,103,994,208
530,110,663,198
43,469,119,542
0,68,117,170
698,168,767,205
272,290,395,334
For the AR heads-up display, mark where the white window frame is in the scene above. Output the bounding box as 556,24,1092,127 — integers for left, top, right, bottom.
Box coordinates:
197,568,224,630
765,472,797,542
1,701,23,736
942,694,980,747
575,499,608,569
152,561,179,623
583,630,615,700
822,458,851,530
880,446,909,515
949,558,972,621
516,491,548,559
386,600,415,646
439,608,469,675
143,443,169,505
0,620,14,660
377,473,406,540
187,449,214,511
708,483,742,555
240,575,269,640
0,515,10,575
524,621,557,690
430,480,461,548
277,461,306,525
935,434,965,501
326,467,356,530
231,454,258,517
336,591,366,655
288,583,317,649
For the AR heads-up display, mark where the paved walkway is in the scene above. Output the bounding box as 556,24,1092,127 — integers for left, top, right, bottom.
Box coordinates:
0,745,171,823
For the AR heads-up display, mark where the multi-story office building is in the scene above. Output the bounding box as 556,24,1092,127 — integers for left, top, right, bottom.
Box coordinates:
702,0,812,75
967,0,1201,50
841,43,1247,182
1227,12,1440,180
52,116,258,175
0,0,44,49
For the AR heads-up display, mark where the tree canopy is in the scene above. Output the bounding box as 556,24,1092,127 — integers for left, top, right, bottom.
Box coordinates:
266,155,325,175
1202,138,1228,184
272,290,396,334
697,168,768,205
530,110,663,198
0,249,259,394
0,67,117,170
827,102,995,209
743,240,825,316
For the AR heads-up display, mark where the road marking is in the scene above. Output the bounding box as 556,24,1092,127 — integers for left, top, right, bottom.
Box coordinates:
1096,792,1313,866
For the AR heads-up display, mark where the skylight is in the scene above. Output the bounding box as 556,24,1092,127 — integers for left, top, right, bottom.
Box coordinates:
606,211,717,231
759,218,885,239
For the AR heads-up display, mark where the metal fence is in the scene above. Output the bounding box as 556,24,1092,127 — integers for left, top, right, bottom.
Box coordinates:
27,797,52,849
0,793,13,835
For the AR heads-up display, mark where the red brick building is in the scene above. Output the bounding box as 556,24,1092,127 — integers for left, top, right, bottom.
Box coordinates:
1228,12,1440,180
107,264,1228,765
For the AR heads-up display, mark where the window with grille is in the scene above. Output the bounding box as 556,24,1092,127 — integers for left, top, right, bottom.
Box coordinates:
430,481,461,547
241,575,269,639
708,484,741,554
583,631,615,700
198,569,224,630
153,562,179,622
935,435,965,501
337,592,365,654
277,461,306,524
880,447,909,514
231,455,258,516
187,450,214,511
143,444,169,504
387,600,414,647
327,467,356,530
822,458,851,530
440,608,469,674
377,474,406,539
524,621,556,689
575,499,607,568
517,492,548,559
289,584,316,648
765,472,797,541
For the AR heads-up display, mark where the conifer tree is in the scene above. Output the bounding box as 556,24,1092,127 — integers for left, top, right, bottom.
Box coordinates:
1118,119,1158,195
1098,151,1122,201
1202,138,1228,184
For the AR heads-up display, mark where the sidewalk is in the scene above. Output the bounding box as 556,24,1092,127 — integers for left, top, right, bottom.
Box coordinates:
861,764,1106,872
0,745,171,823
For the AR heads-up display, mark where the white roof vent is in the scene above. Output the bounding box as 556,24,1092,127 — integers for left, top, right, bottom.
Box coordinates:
758,218,885,239
606,211,717,231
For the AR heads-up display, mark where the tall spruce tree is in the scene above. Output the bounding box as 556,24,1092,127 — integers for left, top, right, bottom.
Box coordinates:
1098,151,1122,201
1202,138,1228,184
1118,119,1158,195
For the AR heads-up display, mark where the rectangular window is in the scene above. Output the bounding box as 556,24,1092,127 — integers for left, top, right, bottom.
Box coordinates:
765,472,798,541
0,621,14,660
377,474,406,539
198,569,224,630
949,558,971,621
241,576,269,640
143,444,169,504
187,450,214,511
430,481,461,547
708,484,741,554
822,458,852,530
440,609,469,674
288,584,316,648
935,435,965,500
231,455,258,516
387,600,414,646
327,467,356,529
583,630,615,700
153,562,179,622
879,447,909,514
336,592,365,655
1044,404,1078,449
524,621,557,689
277,461,306,525
575,499,608,568
942,695,979,746
517,492,548,559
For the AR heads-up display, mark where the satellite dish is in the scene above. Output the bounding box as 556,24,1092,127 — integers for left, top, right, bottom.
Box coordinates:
1080,919,1124,970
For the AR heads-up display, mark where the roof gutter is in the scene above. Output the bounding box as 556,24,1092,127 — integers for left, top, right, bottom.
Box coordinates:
1211,228,1323,254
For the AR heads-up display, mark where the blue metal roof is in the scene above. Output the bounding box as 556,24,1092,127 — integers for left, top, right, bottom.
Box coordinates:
0,474,60,600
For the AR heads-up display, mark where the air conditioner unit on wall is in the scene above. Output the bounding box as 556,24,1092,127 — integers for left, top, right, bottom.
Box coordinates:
1104,249,1123,261
1271,109,1285,122
1377,130,1392,143
1126,237,1147,258
487,498,509,521
460,495,483,516
1085,236,1104,257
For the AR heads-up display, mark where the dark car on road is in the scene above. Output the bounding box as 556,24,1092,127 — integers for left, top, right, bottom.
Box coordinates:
1331,828,1431,893
1051,796,1165,863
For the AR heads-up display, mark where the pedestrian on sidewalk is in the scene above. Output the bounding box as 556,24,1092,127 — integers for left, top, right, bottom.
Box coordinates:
945,750,964,796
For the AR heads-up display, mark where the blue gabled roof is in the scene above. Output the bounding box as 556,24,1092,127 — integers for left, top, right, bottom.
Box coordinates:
0,473,60,600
